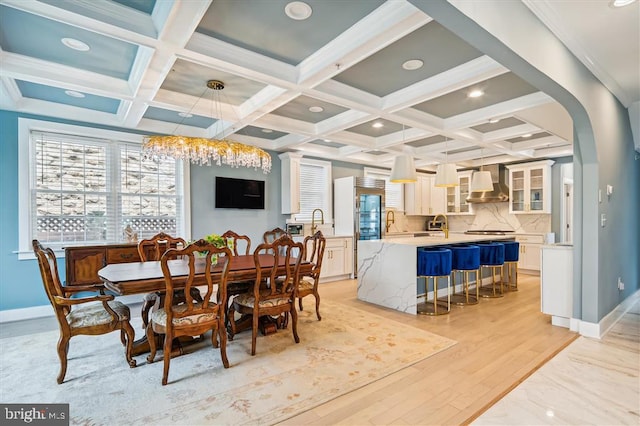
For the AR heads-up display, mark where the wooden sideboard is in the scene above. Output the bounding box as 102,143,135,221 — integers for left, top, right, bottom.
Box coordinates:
65,243,143,286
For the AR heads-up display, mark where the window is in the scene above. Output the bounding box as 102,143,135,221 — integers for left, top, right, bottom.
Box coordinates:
18,119,188,258
294,158,332,222
364,167,404,211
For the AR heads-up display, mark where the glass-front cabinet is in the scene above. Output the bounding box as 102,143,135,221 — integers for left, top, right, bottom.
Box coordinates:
446,171,474,215
506,160,555,214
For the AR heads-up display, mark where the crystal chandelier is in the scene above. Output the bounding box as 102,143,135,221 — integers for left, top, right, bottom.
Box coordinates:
143,80,272,173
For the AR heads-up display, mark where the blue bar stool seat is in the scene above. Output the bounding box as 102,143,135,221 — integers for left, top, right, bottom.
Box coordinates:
502,241,520,291
477,242,505,298
417,247,452,315
449,244,481,305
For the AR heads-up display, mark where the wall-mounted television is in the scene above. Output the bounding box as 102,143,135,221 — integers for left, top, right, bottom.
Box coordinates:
215,176,265,209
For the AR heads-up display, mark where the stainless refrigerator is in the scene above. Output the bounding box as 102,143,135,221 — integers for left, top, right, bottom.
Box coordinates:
334,176,385,276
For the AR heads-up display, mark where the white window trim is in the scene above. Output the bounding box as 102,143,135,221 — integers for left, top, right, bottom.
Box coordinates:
16,118,191,259
294,157,333,223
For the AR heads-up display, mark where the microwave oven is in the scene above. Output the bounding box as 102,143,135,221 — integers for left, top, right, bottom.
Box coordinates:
286,223,304,235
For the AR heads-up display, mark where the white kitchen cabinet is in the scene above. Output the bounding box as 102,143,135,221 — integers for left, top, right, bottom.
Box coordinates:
279,152,302,214
320,237,353,282
446,171,474,215
541,243,573,328
506,160,554,214
405,174,446,216
516,234,544,272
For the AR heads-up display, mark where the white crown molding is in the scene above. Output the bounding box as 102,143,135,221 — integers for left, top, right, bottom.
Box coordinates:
523,0,631,107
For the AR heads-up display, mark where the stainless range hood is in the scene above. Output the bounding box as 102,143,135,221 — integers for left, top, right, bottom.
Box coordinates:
466,164,509,203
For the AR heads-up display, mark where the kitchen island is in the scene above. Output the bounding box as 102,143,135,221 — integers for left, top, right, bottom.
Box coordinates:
357,234,514,314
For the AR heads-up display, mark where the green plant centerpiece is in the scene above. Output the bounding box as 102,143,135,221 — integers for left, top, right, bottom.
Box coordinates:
193,233,227,264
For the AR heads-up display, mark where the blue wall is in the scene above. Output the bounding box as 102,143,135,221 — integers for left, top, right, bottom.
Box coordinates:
1,111,52,310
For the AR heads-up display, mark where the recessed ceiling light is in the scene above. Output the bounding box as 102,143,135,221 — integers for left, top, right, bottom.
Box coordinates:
372,122,384,128
488,118,500,124
178,112,193,118
61,37,90,51
610,0,637,7
285,1,312,20
402,59,424,71
261,129,273,133
64,90,85,98
522,133,532,138
468,89,484,98
323,139,331,142
309,106,324,113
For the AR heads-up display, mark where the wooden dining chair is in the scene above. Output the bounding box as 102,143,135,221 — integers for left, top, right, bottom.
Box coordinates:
137,232,187,262
146,240,232,385
32,240,136,384
298,231,326,320
137,232,191,330
228,235,304,356
220,230,253,322
262,227,289,244
221,230,251,256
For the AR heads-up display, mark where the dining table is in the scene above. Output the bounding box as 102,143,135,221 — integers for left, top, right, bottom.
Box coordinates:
98,254,312,356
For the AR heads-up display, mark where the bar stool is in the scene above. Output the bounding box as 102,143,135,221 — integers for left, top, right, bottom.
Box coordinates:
501,241,520,291
477,242,505,298
448,244,481,305
417,247,452,315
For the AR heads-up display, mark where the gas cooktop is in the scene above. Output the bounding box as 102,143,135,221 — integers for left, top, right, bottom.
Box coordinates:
464,230,515,235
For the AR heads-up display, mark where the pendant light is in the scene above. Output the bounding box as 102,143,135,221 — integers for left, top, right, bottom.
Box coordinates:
434,136,458,187
470,148,494,191
390,125,417,183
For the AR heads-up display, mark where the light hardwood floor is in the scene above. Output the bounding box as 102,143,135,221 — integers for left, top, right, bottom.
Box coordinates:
281,274,579,425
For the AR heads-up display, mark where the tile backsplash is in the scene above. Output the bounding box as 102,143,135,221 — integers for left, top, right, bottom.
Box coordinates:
389,203,551,235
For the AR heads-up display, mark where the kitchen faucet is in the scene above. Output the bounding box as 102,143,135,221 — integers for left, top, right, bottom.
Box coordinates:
431,214,449,239
311,208,324,233
385,210,395,233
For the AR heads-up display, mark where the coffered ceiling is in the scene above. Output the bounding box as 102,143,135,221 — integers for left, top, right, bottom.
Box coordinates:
1,0,637,172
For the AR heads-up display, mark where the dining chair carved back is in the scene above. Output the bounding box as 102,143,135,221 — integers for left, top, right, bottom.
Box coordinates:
137,232,194,331
228,235,304,356
298,231,326,320
146,240,232,385
262,227,289,244
221,230,251,256
32,240,136,384
137,232,187,261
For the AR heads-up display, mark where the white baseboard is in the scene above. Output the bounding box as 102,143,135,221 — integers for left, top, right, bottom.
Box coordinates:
575,289,640,339
0,304,53,323
0,294,143,323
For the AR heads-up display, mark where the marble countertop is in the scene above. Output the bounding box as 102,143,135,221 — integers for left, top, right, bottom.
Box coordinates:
363,234,514,248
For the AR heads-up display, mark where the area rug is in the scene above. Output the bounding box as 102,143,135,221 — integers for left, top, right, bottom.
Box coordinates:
0,300,456,425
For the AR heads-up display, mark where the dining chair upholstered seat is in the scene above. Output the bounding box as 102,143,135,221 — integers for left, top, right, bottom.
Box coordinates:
150,303,218,327
501,241,520,291
32,240,136,384
232,292,291,308
417,247,452,315
66,301,131,329
448,244,481,305
477,242,506,298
